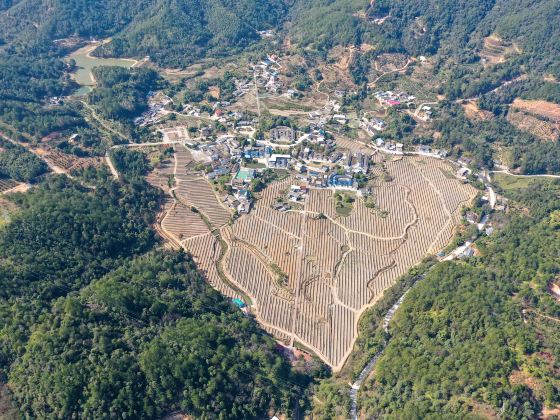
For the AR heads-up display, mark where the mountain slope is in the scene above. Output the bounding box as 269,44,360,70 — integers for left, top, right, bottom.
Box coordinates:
0,0,286,66
288,0,560,77
95,0,288,66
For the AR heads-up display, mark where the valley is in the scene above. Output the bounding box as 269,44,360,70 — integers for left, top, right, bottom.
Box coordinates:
0,0,560,418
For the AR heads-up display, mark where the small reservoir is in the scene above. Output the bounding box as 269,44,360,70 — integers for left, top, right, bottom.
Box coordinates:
66,42,136,95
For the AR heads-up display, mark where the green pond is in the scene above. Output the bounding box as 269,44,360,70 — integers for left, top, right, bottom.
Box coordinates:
67,43,135,95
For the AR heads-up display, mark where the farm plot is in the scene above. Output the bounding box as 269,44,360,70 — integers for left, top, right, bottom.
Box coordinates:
160,126,189,142
223,231,296,337
0,178,18,193
146,158,174,191
184,232,240,300
228,157,475,367
511,99,560,123
374,53,408,73
44,150,100,172
145,145,176,191
165,156,475,368
479,35,520,65
175,174,231,227
508,111,560,142
161,202,210,242
174,145,196,176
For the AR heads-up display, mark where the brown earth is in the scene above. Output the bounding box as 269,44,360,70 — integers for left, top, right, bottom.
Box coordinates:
462,101,494,121
374,53,408,73
511,99,560,123
479,35,520,65
508,110,560,141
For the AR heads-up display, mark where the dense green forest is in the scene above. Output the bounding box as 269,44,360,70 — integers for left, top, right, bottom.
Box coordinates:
0,139,48,181
0,0,287,68
9,251,305,418
0,43,85,139
1,0,558,74
94,0,287,67
0,175,311,418
358,179,560,418
110,148,152,181
88,66,160,121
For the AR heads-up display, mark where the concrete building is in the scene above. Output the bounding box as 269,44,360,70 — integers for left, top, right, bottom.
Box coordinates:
269,126,295,143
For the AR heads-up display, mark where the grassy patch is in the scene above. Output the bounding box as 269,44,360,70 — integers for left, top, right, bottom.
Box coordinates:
334,191,355,216
262,98,313,112
245,162,266,169
493,173,552,193
335,205,353,216
0,197,17,228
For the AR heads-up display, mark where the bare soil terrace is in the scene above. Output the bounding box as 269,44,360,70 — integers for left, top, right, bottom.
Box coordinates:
150,146,476,369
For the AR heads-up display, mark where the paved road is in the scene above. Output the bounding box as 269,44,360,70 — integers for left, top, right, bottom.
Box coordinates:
491,170,560,179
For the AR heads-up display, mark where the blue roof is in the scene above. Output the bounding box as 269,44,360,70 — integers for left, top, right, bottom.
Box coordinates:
232,298,246,308
329,174,353,187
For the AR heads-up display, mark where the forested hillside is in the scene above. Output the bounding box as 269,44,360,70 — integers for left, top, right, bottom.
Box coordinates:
0,0,286,67
1,0,558,74
0,176,311,418
285,0,560,84
1,0,560,417
358,179,560,418
94,0,287,67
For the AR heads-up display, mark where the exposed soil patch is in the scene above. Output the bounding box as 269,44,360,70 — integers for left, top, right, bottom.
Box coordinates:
462,101,494,121
374,53,408,73
511,99,560,123
508,110,560,141
479,35,520,65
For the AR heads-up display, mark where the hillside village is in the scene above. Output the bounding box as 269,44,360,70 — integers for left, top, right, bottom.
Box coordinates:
130,55,492,222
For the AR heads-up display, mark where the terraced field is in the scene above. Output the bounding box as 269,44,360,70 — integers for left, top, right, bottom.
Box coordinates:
42,150,101,172
479,35,519,65
152,149,475,368
222,156,475,368
0,178,18,193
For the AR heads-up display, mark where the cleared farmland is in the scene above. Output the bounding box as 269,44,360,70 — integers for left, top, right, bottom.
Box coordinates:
161,202,210,242
172,145,232,228
222,156,475,368
0,178,18,193
511,99,560,123
479,35,519,65
153,151,476,368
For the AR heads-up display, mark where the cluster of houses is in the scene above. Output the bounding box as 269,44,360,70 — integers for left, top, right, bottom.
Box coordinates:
231,77,254,98
269,126,295,143
271,184,310,210
374,138,404,154
182,103,202,117
253,55,283,94
360,116,387,135
224,168,256,214
204,143,237,180
308,99,344,127
374,140,448,158
374,90,416,107
134,92,173,127
291,150,372,190
416,105,433,121
416,145,449,159
211,106,258,132
194,130,375,215
47,96,64,106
